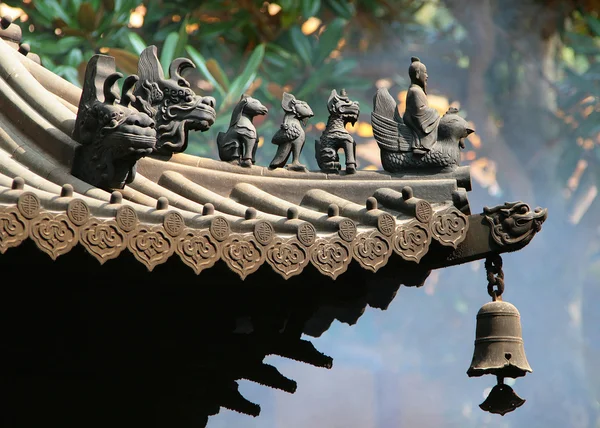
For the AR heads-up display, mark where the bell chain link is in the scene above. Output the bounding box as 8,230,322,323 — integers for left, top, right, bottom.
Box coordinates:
485,254,504,300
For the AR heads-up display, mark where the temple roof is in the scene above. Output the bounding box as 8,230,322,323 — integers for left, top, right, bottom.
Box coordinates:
0,37,474,280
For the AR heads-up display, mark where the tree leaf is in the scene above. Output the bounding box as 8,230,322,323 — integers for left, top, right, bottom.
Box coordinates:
185,45,226,97
77,2,97,32
220,43,266,112
105,47,139,75
160,32,179,75
127,32,146,55
314,17,346,65
302,0,321,17
206,59,230,91
585,16,600,38
325,0,355,19
290,26,312,65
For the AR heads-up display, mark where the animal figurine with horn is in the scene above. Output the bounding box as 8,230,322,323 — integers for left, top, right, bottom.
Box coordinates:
72,55,156,190
315,88,360,174
217,94,268,167
371,57,474,172
132,45,217,156
269,92,314,172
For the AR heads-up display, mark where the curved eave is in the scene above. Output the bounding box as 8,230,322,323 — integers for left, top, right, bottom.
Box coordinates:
0,38,541,280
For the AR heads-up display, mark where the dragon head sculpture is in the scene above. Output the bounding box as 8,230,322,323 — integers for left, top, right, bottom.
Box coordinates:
72,55,156,190
484,202,548,248
327,88,360,126
132,46,217,155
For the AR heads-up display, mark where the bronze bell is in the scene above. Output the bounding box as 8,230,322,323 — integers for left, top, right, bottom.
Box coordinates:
469,255,532,415
467,299,532,379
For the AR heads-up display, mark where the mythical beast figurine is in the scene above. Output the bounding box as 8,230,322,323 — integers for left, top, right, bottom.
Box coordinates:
269,92,314,172
72,55,156,190
217,94,268,167
132,46,217,156
315,89,360,174
371,57,474,172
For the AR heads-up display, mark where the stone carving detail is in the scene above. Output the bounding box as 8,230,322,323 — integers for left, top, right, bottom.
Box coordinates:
269,92,314,172
415,201,433,223
297,222,316,246
352,231,391,272
377,213,396,237
210,216,230,241
337,219,357,242
163,211,184,237
315,89,360,174
217,94,268,167
254,220,274,246
132,46,217,155
72,55,157,190
310,237,351,279
30,213,78,260
176,230,219,275
0,207,27,254
127,225,174,271
371,57,474,172
17,192,40,219
483,202,548,247
80,219,126,264
67,199,90,226
266,238,309,279
392,220,431,263
116,205,138,232
431,206,469,248
221,236,263,280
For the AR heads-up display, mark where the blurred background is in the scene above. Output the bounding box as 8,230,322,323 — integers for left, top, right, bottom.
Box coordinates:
2,0,599,426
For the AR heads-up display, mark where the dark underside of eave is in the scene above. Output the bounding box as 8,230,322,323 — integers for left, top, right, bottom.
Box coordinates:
0,239,432,428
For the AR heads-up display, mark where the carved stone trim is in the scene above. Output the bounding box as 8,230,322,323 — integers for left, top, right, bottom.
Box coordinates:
266,237,309,279
210,216,230,241
297,222,316,246
431,206,469,248
337,219,357,242
29,213,78,261
392,220,431,263
80,219,126,265
352,231,391,272
127,225,174,271
116,205,138,232
163,211,185,237
254,220,274,246
483,202,548,248
377,213,396,237
176,229,219,275
17,192,40,219
67,199,90,226
0,207,27,254
221,235,264,280
415,200,433,223
310,237,351,280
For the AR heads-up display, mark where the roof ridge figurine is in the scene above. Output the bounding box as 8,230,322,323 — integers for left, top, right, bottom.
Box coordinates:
315,88,360,174
71,55,156,190
132,45,217,156
269,92,314,172
217,94,268,167
371,57,474,172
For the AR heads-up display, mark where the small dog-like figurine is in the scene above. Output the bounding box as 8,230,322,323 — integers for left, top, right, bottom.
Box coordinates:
217,94,268,167
269,92,314,172
315,89,360,174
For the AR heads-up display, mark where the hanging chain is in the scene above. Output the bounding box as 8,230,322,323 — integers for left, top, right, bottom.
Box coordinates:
485,254,504,300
